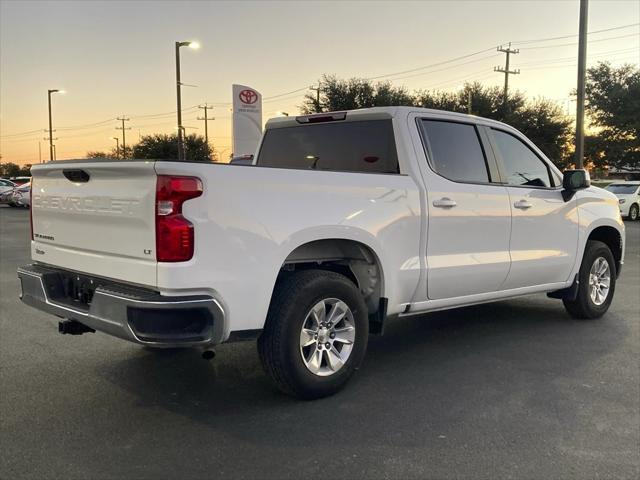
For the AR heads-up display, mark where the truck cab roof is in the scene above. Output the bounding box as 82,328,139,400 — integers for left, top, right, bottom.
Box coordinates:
265,106,517,132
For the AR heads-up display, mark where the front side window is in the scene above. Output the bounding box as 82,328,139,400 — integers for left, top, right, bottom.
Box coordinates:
420,120,490,183
491,129,553,188
256,120,399,174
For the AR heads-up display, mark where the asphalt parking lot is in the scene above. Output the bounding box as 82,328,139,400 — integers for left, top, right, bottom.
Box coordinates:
1,205,638,480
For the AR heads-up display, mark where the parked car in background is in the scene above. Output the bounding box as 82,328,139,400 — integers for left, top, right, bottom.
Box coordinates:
8,182,31,208
0,179,17,205
0,178,17,194
605,182,640,221
0,179,17,204
229,154,254,165
10,176,31,186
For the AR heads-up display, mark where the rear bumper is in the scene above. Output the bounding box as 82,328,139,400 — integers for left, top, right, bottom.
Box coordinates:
17,264,225,347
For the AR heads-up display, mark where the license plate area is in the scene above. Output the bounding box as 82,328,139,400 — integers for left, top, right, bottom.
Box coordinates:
46,271,99,311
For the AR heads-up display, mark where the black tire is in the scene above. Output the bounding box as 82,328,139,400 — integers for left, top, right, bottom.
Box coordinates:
563,240,616,319
629,204,639,221
258,270,369,400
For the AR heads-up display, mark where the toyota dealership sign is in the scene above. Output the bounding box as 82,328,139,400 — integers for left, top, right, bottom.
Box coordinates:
232,84,262,158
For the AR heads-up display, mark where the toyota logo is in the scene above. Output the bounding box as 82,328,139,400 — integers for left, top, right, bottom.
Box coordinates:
239,89,258,104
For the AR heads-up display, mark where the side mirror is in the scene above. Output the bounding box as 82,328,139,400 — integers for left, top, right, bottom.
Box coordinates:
562,169,590,201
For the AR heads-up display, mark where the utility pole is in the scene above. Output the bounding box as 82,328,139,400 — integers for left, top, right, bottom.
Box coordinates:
467,90,472,115
116,117,131,159
112,137,120,158
310,83,321,113
43,131,58,162
197,104,215,145
575,0,589,169
38,142,42,164
494,43,520,113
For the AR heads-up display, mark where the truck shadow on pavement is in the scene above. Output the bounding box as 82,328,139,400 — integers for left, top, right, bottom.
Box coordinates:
96,296,628,448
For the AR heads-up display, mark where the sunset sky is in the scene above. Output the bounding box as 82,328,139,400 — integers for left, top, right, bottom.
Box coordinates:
1,0,638,165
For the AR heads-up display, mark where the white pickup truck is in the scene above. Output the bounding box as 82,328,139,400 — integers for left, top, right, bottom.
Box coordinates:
19,107,625,399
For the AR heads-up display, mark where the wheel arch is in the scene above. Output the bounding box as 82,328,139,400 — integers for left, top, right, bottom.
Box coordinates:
587,225,624,276
278,236,388,322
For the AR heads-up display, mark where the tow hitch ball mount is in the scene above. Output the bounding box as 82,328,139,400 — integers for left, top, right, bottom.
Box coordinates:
58,319,96,335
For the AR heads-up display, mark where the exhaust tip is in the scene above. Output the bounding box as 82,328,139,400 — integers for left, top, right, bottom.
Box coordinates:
201,350,216,360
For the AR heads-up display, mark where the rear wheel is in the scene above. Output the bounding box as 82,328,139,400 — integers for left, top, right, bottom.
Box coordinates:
563,240,616,319
629,203,639,221
258,270,368,399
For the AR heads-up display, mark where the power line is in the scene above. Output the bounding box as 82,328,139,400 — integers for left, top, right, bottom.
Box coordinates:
366,47,497,81
512,22,639,44
520,32,639,50
384,53,501,82
263,87,310,101
260,24,639,104
2,24,637,145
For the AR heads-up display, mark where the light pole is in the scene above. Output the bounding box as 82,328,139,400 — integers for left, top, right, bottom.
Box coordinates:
47,89,64,161
112,137,120,158
175,40,199,161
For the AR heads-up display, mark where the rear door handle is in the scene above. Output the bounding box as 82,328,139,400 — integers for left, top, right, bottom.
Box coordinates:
514,199,533,210
432,197,457,208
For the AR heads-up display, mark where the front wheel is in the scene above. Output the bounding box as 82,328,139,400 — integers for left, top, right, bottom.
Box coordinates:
563,240,616,319
258,270,369,399
628,203,639,221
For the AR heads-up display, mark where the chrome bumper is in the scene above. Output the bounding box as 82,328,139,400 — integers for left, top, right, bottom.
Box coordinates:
17,264,225,348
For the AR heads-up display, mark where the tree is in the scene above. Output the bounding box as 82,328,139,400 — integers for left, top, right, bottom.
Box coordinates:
507,98,573,168
301,75,413,113
86,151,113,159
302,77,572,168
86,145,133,159
0,162,22,177
132,133,213,162
585,62,640,171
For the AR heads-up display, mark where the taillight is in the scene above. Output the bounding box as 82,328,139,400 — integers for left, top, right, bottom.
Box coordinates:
155,175,202,262
29,187,33,240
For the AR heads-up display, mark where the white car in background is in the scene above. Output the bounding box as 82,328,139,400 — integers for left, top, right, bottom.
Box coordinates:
11,182,31,208
0,179,17,204
605,182,640,221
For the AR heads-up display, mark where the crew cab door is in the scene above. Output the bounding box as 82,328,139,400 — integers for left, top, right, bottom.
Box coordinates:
414,117,512,300
487,127,578,289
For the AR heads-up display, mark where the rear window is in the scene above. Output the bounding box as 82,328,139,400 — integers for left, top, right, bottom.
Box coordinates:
256,120,399,174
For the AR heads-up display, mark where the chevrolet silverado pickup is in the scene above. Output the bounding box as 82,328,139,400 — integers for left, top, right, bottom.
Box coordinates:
18,107,625,399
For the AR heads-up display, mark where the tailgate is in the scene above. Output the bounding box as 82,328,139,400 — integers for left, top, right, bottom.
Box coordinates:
30,160,158,287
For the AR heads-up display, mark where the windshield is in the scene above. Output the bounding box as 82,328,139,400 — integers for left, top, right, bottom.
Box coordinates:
605,184,639,194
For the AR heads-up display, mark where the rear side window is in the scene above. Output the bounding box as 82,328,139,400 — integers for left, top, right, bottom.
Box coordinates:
256,120,399,174
491,129,553,188
420,120,490,183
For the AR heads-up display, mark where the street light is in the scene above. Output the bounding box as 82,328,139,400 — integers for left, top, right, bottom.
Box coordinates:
112,137,120,158
47,89,64,161
175,40,199,161
276,111,290,117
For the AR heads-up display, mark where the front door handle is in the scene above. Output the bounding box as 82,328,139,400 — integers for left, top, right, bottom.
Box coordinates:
433,197,457,208
514,199,533,210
